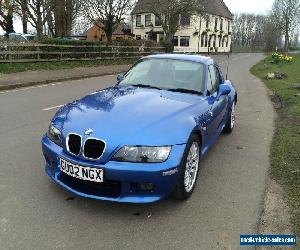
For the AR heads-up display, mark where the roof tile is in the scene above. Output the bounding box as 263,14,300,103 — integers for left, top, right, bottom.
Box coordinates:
132,0,233,19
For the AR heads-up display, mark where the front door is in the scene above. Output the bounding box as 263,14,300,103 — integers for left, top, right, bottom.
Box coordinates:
206,64,228,138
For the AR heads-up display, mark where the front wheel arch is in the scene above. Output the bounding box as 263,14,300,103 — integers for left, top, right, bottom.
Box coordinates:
173,132,202,200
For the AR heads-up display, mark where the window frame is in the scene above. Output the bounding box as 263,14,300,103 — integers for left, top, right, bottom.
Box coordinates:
214,18,218,31
220,19,224,31
155,15,161,26
136,15,142,27
145,14,152,27
180,36,190,47
207,64,223,95
206,16,210,29
172,36,179,47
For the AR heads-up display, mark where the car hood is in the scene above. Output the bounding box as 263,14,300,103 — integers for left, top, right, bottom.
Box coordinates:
53,86,206,157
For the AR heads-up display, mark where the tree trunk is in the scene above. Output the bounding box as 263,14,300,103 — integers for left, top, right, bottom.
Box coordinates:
21,0,28,34
22,15,28,33
104,15,114,44
54,0,66,37
36,14,43,39
284,19,290,52
65,0,74,36
5,11,14,34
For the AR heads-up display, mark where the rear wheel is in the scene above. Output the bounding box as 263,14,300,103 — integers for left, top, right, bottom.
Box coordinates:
173,135,201,200
223,102,236,134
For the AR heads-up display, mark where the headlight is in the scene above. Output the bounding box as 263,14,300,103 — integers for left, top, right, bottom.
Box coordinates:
47,123,62,146
112,146,171,163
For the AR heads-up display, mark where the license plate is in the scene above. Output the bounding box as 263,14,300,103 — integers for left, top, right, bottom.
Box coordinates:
59,158,104,183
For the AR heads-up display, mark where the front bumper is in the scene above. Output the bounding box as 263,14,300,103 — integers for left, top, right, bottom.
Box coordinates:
42,135,186,203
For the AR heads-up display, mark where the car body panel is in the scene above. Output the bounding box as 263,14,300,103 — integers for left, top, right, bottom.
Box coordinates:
42,54,237,203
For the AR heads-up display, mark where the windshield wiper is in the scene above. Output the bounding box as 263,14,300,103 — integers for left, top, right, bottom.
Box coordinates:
130,84,163,90
167,88,203,95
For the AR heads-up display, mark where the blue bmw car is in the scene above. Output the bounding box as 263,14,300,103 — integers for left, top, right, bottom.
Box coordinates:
42,54,237,203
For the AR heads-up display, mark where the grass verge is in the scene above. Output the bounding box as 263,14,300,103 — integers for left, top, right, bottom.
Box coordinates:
0,58,138,74
251,53,300,237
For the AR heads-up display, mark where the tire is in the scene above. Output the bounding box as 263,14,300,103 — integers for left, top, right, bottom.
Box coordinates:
223,101,236,134
173,134,201,200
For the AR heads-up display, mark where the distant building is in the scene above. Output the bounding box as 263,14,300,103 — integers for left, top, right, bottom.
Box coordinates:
131,0,233,53
86,23,133,42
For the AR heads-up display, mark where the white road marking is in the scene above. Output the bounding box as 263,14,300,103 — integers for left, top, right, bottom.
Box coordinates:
42,104,64,111
0,75,116,94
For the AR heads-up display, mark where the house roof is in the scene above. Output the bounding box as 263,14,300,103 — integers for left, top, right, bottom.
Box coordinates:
85,23,132,36
132,0,233,19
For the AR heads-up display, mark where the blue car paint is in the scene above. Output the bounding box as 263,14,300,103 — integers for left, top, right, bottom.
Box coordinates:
41,54,237,203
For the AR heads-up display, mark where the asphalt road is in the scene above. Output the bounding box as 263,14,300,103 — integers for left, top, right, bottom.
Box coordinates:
0,53,275,250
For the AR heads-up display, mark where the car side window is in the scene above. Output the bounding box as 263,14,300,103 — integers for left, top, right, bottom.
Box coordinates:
207,65,222,95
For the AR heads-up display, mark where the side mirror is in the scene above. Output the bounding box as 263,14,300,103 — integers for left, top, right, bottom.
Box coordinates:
217,84,231,100
117,74,124,82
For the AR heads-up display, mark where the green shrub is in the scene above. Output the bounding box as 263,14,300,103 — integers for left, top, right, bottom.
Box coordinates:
159,40,174,53
111,39,158,47
39,37,102,46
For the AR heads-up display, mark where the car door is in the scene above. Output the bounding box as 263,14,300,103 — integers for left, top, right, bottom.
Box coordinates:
206,64,228,138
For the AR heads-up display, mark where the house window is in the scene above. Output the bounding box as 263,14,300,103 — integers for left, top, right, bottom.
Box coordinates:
172,36,179,47
180,14,190,26
228,21,231,33
155,15,161,26
180,36,190,47
206,16,210,29
136,35,141,40
220,19,224,31
136,15,142,27
201,33,208,47
145,14,152,27
214,18,218,31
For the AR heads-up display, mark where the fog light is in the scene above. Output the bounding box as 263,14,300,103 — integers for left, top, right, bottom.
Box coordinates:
139,183,155,192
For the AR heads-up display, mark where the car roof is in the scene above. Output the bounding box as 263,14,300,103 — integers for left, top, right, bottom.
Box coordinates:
144,54,214,65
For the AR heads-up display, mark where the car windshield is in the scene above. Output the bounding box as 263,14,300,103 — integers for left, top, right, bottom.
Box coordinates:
119,58,206,94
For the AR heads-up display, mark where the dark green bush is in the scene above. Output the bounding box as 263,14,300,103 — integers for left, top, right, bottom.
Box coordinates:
289,47,300,51
111,39,158,47
40,38,102,46
159,40,174,53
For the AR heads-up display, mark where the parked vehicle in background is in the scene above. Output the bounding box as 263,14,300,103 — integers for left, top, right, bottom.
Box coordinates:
8,33,36,42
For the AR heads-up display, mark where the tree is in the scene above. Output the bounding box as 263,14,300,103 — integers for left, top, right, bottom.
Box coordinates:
15,0,54,38
0,0,15,35
52,0,81,37
263,14,282,52
148,0,205,41
82,0,135,43
17,0,28,33
232,13,282,52
72,16,91,35
272,0,300,52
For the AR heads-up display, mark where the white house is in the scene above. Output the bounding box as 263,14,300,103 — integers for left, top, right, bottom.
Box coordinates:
131,0,233,53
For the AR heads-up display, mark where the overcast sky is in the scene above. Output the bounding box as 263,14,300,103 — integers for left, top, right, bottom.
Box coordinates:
224,0,274,15
1,0,275,35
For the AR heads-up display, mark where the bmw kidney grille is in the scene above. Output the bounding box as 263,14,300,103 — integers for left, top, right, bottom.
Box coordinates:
67,134,105,160
67,134,82,156
83,139,106,160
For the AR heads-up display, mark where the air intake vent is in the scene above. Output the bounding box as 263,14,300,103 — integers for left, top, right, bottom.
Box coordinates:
84,138,105,160
67,134,82,156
